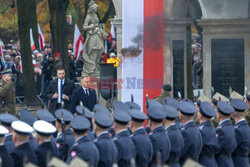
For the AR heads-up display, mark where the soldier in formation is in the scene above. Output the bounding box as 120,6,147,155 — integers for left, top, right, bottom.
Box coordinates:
0,88,248,167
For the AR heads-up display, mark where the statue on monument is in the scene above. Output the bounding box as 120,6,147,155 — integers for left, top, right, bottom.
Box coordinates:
82,0,108,77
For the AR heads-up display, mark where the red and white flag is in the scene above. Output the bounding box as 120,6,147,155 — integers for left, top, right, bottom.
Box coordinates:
109,23,116,42
122,0,164,115
30,29,35,51
37,23,45,50
73,24,84,60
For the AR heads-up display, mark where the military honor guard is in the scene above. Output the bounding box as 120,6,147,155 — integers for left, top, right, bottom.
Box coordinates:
93,111,118,167
54,109,75,160
179,100,202,165
215,101,236,167
33,120,58,167
11,120,37,167
113,110,135,167
197,102,220,167
0,113,18,154
0,125,13,167
230,99,250,167
147,101,171,166
19,109,38,151
66,115,99,166
163,104,184,167
129,108,153,167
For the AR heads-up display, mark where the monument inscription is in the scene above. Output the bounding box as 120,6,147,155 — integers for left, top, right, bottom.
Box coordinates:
173,40,184,98
212,39,244,97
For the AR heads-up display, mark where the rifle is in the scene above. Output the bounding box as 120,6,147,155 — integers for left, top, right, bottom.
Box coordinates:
131,94,134,102
146,94,149,109
178,91,182,101
244,86,248,99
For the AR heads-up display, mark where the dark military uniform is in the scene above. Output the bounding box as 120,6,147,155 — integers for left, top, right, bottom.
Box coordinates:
232,120,250,167
113,129,135,167
11,142,37,167
29,134,38,151
67,135,99,166
0,79,16,115
215,119,237,167
179,121,203,165
131,127,153,167
166,124,184,167
56,129,75,160
149,125,171,166
198,121,220,167
94,132,118,167
35,141,59,167
5,133,15,154
0,144,13,167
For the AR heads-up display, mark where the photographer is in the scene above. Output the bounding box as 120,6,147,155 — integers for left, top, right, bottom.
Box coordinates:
0,69,16,115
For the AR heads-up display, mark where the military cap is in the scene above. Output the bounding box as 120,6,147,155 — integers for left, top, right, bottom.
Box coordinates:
162,105,178,120
180,98,194,105
197,94,212,105
94,111,113,128
179,101,197,116
128,109,148,122
0,113,18,126
230,99,248,112
162,84,172,91
19,110,36,126
0,125,9,137
75,106,94,119
199,102,216,118
147,103,166,122
162,97,180,109
11,120,33,135
113,100,129,112
1,68,12,75
55,109,74,124
230,91,244,101
33,120,56,137
36,110,55,123
217,101,234,116
94,104,110,114
212,92,228,105
113,110,131,124
70,115,90,131
125,101,141,110
147,99,161,107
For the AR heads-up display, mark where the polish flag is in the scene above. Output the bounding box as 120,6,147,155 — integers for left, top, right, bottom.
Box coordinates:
109,23,116,42
37,24,45,50
30,29,35,51
122,0,164,116
73,24,84,60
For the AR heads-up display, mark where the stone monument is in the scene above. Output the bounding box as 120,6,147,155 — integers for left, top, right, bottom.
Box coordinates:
82,0,108,78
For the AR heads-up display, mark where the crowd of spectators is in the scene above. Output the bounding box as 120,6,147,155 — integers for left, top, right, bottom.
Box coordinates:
0,38,117,100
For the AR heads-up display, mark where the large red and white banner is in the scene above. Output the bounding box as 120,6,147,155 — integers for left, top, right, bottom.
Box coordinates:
122,0,164,114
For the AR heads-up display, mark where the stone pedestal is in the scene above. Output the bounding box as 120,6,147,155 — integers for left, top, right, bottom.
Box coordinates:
198,19,250,98
164,18,192,98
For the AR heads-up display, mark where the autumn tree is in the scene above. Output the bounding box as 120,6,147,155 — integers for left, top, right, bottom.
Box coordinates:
17,0,40,106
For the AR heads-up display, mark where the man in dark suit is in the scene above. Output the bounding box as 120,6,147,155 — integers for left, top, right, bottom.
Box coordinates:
45,68,75,113
70,76,97,113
